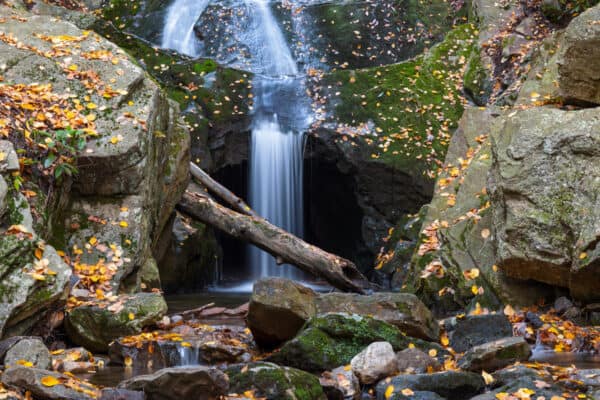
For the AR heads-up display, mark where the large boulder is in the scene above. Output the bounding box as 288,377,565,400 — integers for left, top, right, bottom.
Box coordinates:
119,367,228,400
247,278,438,348
0,5,190,293
226,362,326,400
268,313,443,372
1,367,100,400
489,107,600,301
247,278,318,348
65,292,167,352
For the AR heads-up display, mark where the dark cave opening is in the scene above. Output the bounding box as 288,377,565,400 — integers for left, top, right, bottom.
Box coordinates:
211,148,373,281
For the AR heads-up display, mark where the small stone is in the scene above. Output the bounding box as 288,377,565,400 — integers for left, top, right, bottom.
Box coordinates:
554,296,573,314
350,341,398,384
396,348,441,373
524,312,543,329
320,366,360,400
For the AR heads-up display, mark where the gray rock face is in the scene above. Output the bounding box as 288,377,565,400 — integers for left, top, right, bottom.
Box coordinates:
0,141,19,173
320,366,360,400
65,292,167,352
375,371,485,400
119,367,228,400
448,314,513,353
4,338,51,370
1,367,100,400
407,107,554,315
396,348,441,373
0,236,71,338
226,362,326,400
489,107,600,301
457,336,531,372
350,342,398,385
247,278,438,348
557,4,600,105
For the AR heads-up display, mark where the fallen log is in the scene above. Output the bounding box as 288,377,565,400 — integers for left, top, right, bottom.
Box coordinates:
178,190,371,294
190,162,258,218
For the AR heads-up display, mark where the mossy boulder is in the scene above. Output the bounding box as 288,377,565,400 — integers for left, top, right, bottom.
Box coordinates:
65,292,167,352
404,107,553,315
247,278,439,349
268,313,443,372
226,362,326,400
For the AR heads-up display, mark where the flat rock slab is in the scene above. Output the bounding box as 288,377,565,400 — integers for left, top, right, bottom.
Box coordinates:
1,367,100,400
458,336,531,372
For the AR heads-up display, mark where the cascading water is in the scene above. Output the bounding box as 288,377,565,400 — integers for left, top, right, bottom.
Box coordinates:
161,0,209,56
161,0,311,282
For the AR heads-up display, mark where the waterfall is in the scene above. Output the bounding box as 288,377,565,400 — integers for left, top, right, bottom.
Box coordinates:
161,0,209,56
162,0,310,282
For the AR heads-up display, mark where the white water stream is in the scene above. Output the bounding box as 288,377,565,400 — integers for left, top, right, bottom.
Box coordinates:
162,0,309,281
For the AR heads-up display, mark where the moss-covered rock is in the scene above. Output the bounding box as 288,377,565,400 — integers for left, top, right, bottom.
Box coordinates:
226,362,326,400
317,23,477,174
65,292,167,352
268,313,443,372
403,107,554,315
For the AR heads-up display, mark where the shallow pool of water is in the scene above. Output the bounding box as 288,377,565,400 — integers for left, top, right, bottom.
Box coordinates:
531,350,600,369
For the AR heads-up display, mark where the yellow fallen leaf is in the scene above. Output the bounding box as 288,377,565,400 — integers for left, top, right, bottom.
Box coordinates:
181,342,191,347
482,370,494,385
16,360,33,367
40,375,60,387
401,388,414,396
503,304,516,317
384,385,395,399
428,349,437,357
119,221,128,228
128,312,135,320
579,252,587,260
89,237,97,246
124,356,133,367
86,102,97,110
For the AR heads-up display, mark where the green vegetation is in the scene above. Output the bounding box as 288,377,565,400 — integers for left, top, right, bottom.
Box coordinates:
321,23,478,176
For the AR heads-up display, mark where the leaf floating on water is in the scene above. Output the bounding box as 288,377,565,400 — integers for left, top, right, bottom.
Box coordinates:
384,385,394,399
